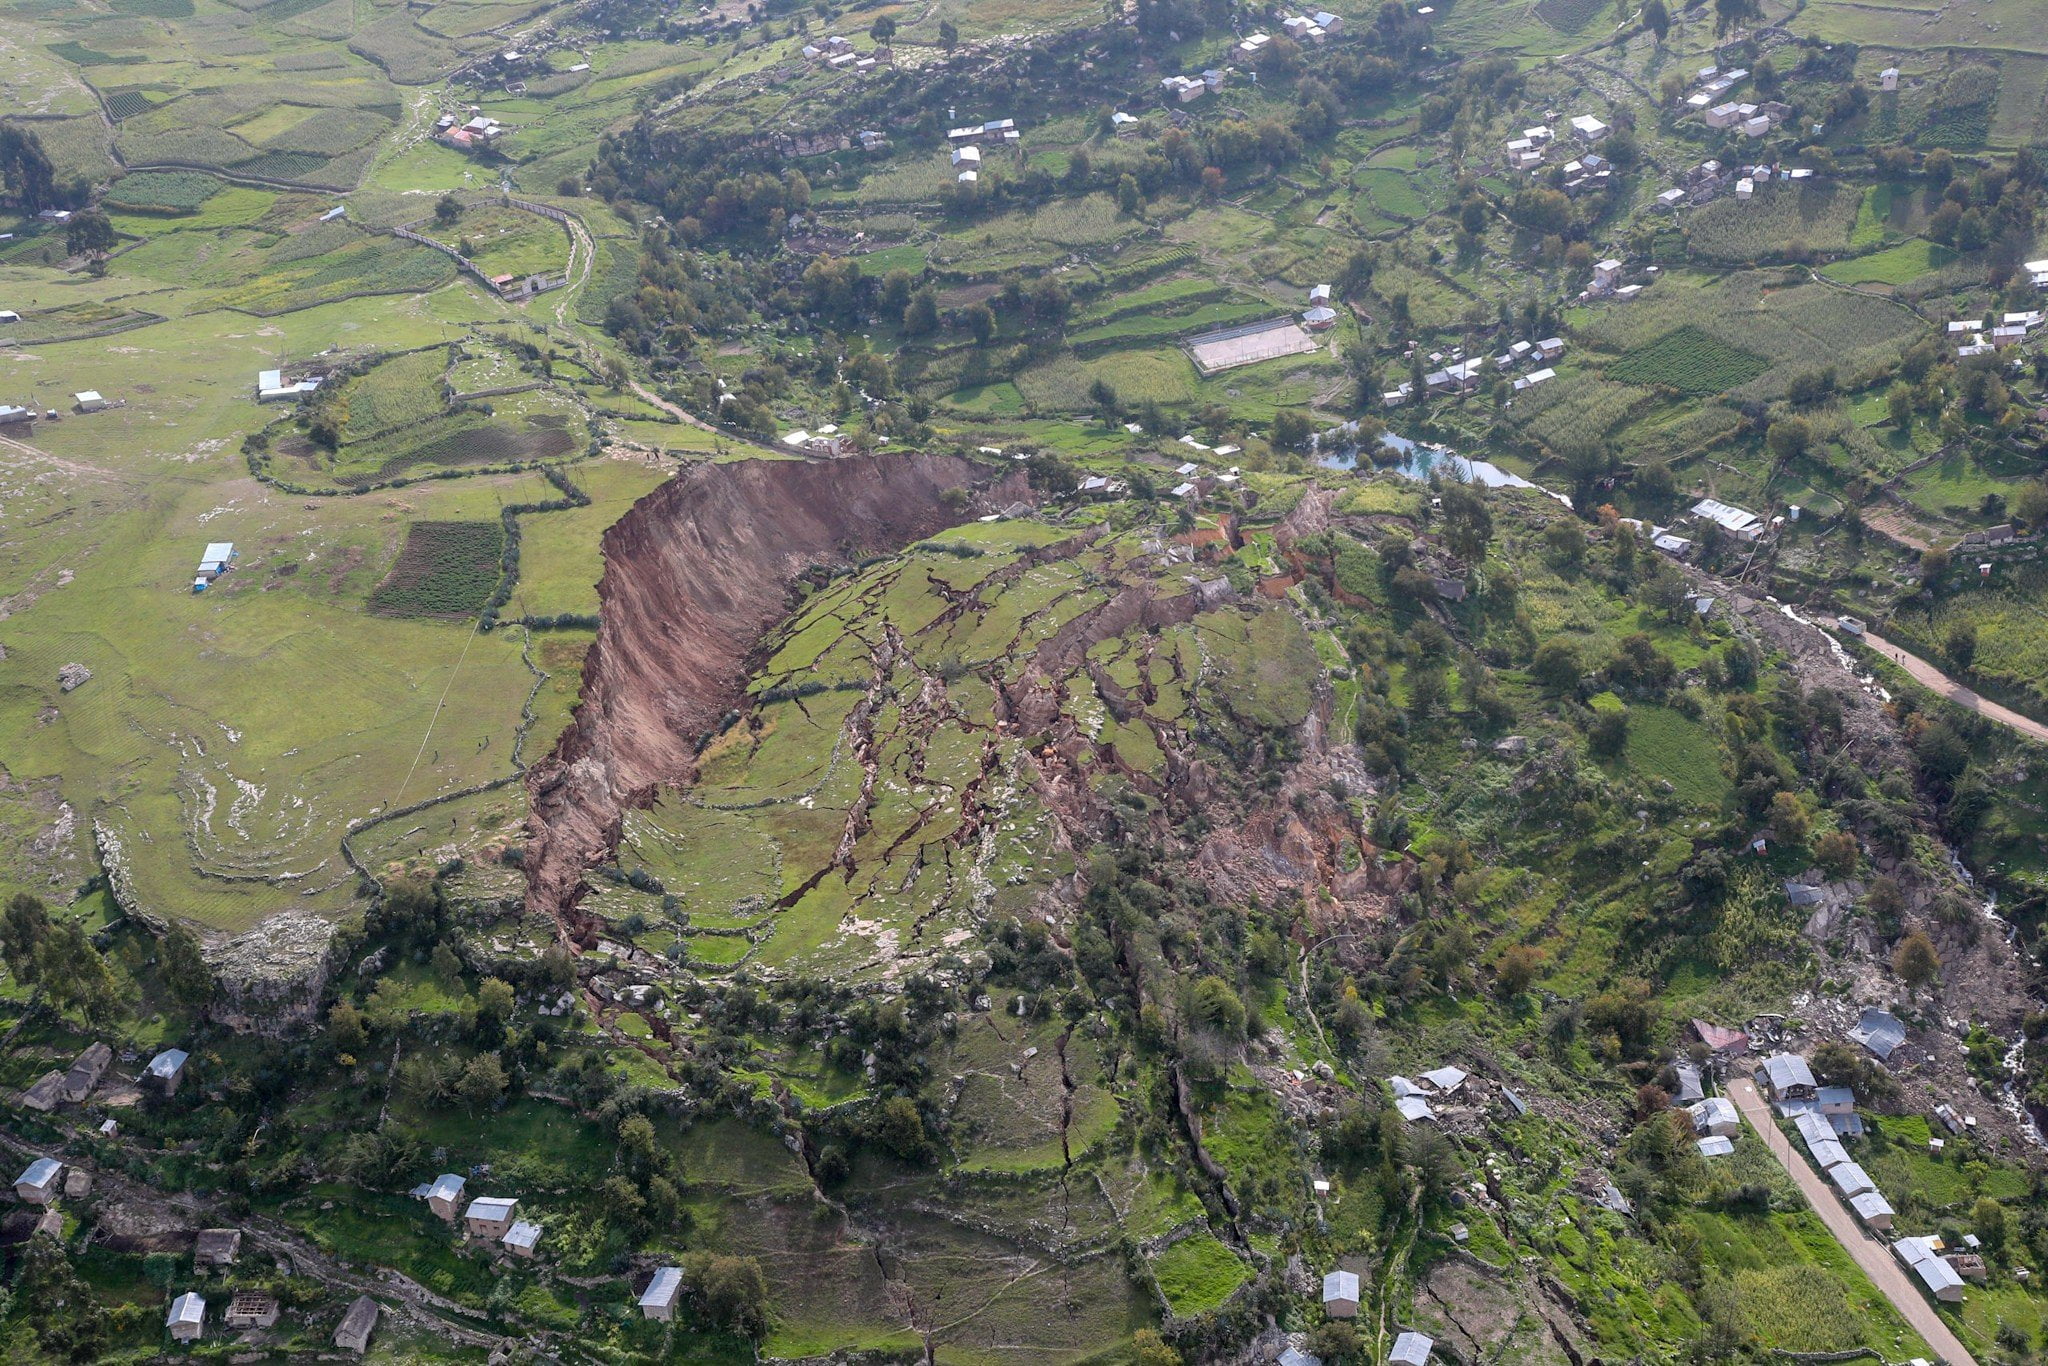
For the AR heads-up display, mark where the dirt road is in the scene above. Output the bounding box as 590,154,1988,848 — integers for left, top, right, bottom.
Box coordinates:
1729,1078,1978,1366
1861,630,2048,746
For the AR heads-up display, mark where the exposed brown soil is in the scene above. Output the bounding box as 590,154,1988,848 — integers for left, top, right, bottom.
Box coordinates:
523,452,1027,935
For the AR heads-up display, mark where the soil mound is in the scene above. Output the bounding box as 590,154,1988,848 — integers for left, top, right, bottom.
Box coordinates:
523,452,1023,929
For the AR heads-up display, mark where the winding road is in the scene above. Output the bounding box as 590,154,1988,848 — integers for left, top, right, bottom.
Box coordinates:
1860,630,2048,746
1729,1078,1979,1366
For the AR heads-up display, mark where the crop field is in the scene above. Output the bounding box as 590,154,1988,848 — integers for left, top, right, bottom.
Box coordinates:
1822,238,1955,286
1607,326,1771,395
366,519,506,616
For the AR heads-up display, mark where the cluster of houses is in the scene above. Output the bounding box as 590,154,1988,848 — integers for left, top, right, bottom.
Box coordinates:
411,1173,544,1259
1160,68,1226,103
1499,119,1612,196
946,118,1020,183
800,33,884,73
1315,1271,1434,1361
781,424,851,456
1949,309,2043,358
256,367,321,403
434,110,506,152
1385,1065,1469,1122
193,543,237,594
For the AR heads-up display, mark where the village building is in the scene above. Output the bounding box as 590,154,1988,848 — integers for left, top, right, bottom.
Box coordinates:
146,1047,190,1094
195,1228,243,1267
226,1291,280,1330
335,1295,381,1353
168,1292,206,1343
15,1157,62,1204
423,1173,466,1220
1322,1269,1360,1317
465,1196,519,1240
504,1220,542,1258
1389,1332,1434,1365
640,1266,685,1320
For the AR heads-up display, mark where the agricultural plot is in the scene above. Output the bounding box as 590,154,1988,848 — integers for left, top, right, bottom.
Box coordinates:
1606,327,1770,396
367,519,507,617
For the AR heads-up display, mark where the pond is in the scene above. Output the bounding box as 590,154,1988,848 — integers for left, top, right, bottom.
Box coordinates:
1317,426,1570,506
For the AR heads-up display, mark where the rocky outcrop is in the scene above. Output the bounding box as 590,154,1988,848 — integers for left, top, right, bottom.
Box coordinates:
523,452,1025,932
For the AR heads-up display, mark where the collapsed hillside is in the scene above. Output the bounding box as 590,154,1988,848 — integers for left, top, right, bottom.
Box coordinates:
523,452,1026,931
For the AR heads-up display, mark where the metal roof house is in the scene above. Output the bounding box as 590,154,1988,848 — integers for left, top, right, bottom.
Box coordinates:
168,1291,207,1343
464,1196,519,1239
1895,1237,1965,1302
640,1266,685,1321
146,1047,190,1094
1322,1270,1360,1317
504,1220,542,1258
1850,1190,1894,1230
1825,1160,1875,1197
1849,1007,1906,1060
1688,1097,1739,1137
1757,1052,1816,1100
1389,1331,1434,1365
335,1295,381,1353
423,1173,466,1220
15,1158,62,1204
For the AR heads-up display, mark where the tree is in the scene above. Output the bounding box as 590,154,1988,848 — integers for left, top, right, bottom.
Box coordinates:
37,923,119,1025
1531,638,1584,691
1495,944,1542,998
1769,791,1811,845
1192,974,1246,1036
1589,707,1629,757
329,1000,367,1055
0,125,58,214
1893,929,1940,994
1,892,51,983
1642,0,1670,40
1946,621,1977,672
435,193,463,226
901,289,939,336
965,302,996,345
1133,1330,1181,1366
1766,417,1810,461
64,209,115,262
1814,829,1859,878
455,1051,508,1109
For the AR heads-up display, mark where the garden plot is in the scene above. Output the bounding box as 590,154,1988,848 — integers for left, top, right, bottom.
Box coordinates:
1186,317,1322,375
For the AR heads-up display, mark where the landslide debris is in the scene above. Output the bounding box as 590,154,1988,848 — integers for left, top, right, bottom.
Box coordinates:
523,452,1025,936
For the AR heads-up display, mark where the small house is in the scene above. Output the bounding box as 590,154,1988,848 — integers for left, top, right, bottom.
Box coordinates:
15,1157,62,1205
1688,1097,1740,1137
465,1196,519,1240
1322,1269,1360,1318
504,1220,542,1258
1825,1160,1875,1197
1896,1237,1965,1302
225,1291,279,1330
424,1173,466,1221
1389,1332,1434,1366
60,1042,112,1104
195,1229,242,1267
168,1292,206,1343
335,1295,381,1354
146,1048,190,1095
640,1266,685,1320
1758,1053,1816,1102
1850,1190,1894,1230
